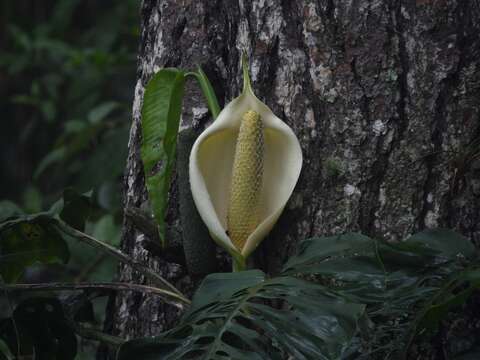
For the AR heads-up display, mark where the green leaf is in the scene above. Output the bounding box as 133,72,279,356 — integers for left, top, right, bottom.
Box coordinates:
118,271,365,360
50,0,81,33
282,232,376,275
65,214,121,282
283,230,479,357
0,201,23,223
0,339,14,360
34,147,67,179
22,186,42,213
404,228,475,259
414,268,480,335
141,68,186,247
74,126,129,190
189,67,221,119
87,101,119,124
0,216,69,283
91,214,120,246
117,228,478,359
7,24,31,51
59,188,93,231
185,270,266,315
40,100,56,122
64,119,86,134
0,190,118,284
84,215,121,281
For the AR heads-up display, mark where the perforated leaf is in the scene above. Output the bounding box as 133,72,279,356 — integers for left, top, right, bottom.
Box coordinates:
117,270,365,360
117,229,478,360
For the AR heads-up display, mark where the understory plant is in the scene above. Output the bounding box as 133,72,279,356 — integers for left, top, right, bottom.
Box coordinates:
1,55,480,360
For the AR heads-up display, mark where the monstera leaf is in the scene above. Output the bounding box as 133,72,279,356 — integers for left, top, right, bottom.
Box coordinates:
283,230,477,358
117,270,365,360
117,229,479,360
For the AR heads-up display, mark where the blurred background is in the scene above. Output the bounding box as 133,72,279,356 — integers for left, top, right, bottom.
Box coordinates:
0,0,139,357
0,0,138,206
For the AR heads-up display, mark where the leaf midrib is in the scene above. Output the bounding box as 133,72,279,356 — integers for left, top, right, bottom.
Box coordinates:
202,280,266,359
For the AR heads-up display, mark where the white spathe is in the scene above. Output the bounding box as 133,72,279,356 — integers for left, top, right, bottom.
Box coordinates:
189,58,303,260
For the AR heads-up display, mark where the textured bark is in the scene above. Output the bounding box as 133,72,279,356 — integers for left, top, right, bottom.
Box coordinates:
104,0,480,356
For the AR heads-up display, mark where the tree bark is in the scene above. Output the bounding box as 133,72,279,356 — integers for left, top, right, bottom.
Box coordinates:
103,0,480,356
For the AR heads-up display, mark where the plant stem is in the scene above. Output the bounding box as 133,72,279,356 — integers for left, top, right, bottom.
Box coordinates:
1,281,190,309
67,320,125,348
55,220,190,305
232,256,246,272
185,70,221,119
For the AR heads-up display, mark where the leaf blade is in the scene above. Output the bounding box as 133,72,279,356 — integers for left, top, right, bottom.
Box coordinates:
141,68,186,247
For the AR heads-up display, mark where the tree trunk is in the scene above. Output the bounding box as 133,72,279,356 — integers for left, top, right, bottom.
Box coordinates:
103,0,480,356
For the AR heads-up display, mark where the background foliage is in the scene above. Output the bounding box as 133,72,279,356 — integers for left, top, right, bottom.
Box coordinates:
116,230,480,360
0,1,139,358
1,2,480,360
0,0,137,202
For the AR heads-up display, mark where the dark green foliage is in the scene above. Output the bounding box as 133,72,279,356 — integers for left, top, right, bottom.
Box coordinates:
0,192,122,358
117,230,480,360
117,271,365,360
0,214,69,283
0,339,14,360
413,269,480,336
0,202,23,224
139,65,223,250
0,1,135,358
283,230,478,359
1,195,479,359
0,0,137,202
0,189,96,283
405,228,475,258
141,69,186,247
1,4,479,357
0,188,121,284
59,188,94,231
0,0,135,313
